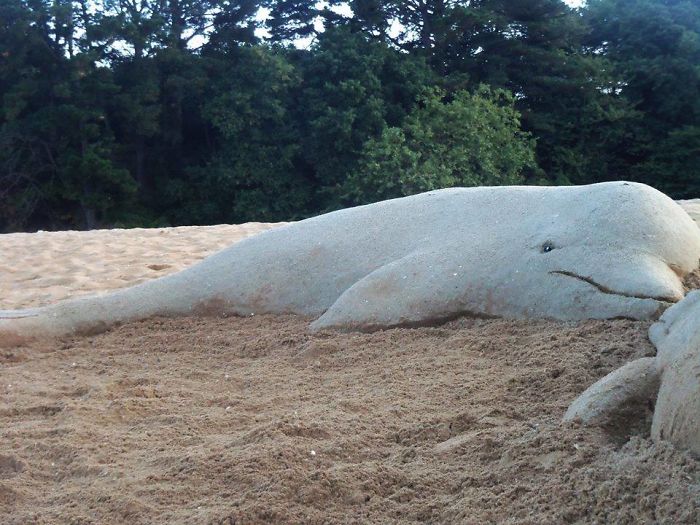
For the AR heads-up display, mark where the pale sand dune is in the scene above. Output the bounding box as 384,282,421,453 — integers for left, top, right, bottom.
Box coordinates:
0,222,286,310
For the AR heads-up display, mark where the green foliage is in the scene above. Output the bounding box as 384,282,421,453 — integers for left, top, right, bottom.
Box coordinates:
344,87,536,204
264,0,322,42
0,0,136,229
178,46,311,224
1,0,700,231
460,0,620,184
639,126,700,198
584,0,700,195
295,27,435,209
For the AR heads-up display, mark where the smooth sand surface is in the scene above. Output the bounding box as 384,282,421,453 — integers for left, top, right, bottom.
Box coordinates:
1,206,699,523
678,199,700,223
0,223,285,310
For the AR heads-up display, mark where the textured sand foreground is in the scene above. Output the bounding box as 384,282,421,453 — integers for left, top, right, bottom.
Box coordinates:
2,316,699,524
1,211,700,523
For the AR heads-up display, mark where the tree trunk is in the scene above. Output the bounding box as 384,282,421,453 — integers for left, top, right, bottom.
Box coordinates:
81,200,98,230
80,130,98,230
169,0,185,50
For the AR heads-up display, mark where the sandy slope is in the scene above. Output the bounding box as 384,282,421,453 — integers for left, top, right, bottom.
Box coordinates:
1,205,700,523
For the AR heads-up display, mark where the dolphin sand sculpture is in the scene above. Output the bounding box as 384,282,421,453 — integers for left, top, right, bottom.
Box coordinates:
565,290,700,455
2,181,700,342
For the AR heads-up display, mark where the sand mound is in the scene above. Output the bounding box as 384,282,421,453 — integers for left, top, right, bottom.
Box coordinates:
2,199,699,312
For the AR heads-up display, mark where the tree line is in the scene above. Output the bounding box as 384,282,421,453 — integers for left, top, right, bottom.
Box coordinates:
1,0,699,231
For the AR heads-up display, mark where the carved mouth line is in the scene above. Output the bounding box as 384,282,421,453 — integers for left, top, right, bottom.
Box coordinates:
549,270,678,303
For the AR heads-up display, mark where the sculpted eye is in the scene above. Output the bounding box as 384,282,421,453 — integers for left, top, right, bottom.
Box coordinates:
541,241,555,253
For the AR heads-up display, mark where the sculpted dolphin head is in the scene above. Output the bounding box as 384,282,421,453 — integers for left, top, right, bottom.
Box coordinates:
538,182,695,291
1,181,700,341
502,182,699,316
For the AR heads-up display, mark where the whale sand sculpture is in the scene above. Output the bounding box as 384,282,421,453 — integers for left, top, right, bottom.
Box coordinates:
565,290,700,455
2,181,700,343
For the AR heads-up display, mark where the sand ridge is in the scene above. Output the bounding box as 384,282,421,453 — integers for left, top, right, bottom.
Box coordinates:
677,199,700,224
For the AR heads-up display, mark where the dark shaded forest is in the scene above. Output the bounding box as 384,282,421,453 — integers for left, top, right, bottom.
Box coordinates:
1,0,699,231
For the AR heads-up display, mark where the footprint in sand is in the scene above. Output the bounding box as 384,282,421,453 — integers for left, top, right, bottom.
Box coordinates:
0,455,24,479
147,264,172,271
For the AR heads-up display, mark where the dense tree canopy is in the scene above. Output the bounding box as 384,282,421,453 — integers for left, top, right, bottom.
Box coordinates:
584,0,700,196
345,86,536,203
0,0,698,231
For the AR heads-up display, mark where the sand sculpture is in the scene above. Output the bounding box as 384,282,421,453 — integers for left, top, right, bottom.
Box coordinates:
2,181,700,342
565,291,700,455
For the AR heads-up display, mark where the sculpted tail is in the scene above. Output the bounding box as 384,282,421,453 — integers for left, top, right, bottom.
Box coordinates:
0,269,209,345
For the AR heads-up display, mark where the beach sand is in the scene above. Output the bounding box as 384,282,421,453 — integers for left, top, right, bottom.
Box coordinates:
677,199,700,224
1,211,699,524
0,223,285,310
